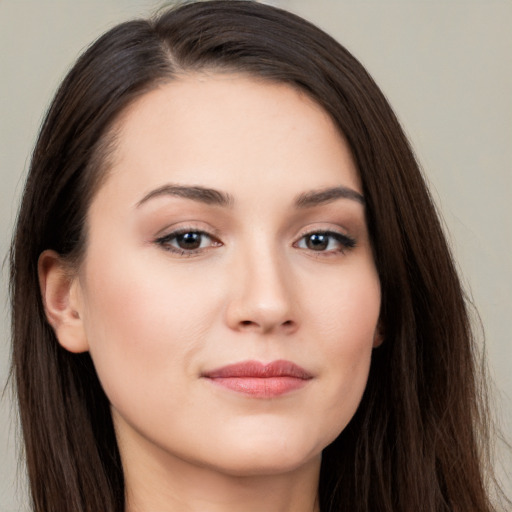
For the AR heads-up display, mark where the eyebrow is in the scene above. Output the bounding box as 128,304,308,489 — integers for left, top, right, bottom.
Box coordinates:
136,184,234,208
294,186,365,208
136,183,364,209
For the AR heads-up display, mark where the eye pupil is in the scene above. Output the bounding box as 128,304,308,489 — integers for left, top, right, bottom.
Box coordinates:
176,232,202,250
306,233,329,251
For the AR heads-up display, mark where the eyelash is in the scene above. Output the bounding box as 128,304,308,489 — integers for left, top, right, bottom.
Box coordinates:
155,228,356,257
155,228,221,256
293,230,356,255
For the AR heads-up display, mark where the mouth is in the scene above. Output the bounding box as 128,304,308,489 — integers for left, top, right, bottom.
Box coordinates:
201,360,313,398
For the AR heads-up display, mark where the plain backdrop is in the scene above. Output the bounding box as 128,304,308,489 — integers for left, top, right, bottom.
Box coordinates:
1,1,510,510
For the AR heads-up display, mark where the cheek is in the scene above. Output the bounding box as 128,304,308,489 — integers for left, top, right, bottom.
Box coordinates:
302,262,380,438
78,250,222,408
305,259,380,353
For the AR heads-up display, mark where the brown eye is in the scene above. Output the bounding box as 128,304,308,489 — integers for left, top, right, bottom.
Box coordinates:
305,233,329,251
296,231,356,253
156,230,220,254
175,232,203,250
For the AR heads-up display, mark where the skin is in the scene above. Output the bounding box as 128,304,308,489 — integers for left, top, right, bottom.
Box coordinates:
40,74,382,512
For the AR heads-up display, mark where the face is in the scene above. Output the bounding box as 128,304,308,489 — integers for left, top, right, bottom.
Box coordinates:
72,74,381,478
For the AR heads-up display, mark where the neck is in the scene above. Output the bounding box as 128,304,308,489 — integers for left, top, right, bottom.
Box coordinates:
122,438,321,512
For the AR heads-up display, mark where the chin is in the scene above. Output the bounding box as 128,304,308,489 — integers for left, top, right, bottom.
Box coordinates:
197,431,325,477
210,452,321,478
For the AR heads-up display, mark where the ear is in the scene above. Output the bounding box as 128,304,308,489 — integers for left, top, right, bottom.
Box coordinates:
38,250,89,353
373,321,384,348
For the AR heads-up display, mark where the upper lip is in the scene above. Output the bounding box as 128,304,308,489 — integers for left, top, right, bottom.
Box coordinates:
202,359,313,379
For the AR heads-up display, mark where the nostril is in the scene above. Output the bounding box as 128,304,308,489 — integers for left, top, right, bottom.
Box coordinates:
236,319,296,332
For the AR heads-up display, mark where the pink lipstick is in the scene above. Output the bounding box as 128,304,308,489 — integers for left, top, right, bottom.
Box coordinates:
202,360,312,398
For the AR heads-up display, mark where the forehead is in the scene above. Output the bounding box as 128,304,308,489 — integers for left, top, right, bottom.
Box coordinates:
96,73,361,207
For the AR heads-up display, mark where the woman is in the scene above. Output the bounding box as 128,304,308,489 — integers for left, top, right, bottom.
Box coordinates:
9,1,505,511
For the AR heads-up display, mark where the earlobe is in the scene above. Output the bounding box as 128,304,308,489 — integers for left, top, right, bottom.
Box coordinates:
38,250,89,353
373,322,384,348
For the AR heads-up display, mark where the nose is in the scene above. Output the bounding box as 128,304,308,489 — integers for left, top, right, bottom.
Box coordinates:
224,245,298,335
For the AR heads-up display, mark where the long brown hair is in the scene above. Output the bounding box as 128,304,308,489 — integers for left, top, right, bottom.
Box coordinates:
10,1,502,510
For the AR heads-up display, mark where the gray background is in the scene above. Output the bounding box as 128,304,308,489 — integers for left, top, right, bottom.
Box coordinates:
1,0,510,509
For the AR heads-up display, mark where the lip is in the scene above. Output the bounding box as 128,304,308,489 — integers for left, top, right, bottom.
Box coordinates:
201,360,313,398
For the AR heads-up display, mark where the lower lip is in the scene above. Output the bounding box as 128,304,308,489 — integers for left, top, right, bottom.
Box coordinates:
206,376,309,398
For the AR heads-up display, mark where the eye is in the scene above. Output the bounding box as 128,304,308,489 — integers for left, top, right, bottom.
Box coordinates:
295,231,355,253
156,229,221,255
